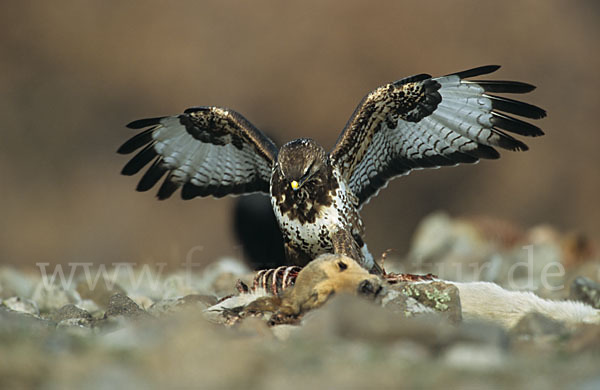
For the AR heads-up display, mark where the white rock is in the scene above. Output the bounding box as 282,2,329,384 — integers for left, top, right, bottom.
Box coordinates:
1,296,40,316
31,281,81,312
443,343,506,370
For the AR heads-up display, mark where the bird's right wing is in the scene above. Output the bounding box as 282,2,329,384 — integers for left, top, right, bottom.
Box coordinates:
118,107,278,199
330,65,546,206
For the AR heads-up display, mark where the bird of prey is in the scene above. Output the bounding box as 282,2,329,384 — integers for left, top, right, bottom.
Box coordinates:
118,65,545,273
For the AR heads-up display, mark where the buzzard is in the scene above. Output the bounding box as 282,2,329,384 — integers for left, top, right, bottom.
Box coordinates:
118,65,545,273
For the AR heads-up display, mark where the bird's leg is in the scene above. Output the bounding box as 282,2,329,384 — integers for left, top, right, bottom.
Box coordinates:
329,227,382,274
369,258,384,275
329,227,383,275
330,228,362,260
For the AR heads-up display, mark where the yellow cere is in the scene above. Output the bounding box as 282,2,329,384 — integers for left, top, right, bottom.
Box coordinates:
291,180,299,190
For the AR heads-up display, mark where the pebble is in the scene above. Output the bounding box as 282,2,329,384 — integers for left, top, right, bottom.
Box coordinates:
570,276,600,309
510,312,567,338
390,281,462,323
49,303,93,323
1,296,40,316
443,343,506,370
104,294,153,320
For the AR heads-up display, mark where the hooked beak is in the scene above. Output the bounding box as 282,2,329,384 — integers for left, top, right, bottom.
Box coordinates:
291,174,310,191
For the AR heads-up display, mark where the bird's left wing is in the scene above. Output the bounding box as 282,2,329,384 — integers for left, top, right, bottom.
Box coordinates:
329,65,546,206
118,107,278,199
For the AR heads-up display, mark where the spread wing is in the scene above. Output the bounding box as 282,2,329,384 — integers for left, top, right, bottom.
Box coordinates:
118,107,278,199
329,65,546,206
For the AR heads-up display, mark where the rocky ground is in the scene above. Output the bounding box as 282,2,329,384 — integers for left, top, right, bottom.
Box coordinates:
1,213,600,389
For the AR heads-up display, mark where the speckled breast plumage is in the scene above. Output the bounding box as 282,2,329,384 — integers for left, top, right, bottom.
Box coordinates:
270,166,368,265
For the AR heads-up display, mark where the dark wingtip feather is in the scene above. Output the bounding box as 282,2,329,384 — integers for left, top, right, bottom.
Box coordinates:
121,143,157,176
448,65,500,79
504,139,529,152
493,129,529,151
476,80,536,94
157,174,180,200
136,159,167,192
468,144,501,160
491,112,545,137
117,129,154,154
488,95,547,119
181,183,200,200
181,183,218,199
126,117,164,129
445,151,479,164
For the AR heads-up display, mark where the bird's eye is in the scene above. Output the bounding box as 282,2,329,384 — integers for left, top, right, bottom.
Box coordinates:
298,162,314,183
337,261,348,271
304,161,315,177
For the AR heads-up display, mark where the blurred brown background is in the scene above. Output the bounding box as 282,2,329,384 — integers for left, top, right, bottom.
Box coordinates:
1,1,598,269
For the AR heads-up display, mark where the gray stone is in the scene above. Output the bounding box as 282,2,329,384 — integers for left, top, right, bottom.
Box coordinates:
104,294,152,320
443,343,506,370
388,281,462,323
0,306,54,333
511,312,567,340
382,289,436,317
49,303,93,323
570,276,600,309
56,318,94,330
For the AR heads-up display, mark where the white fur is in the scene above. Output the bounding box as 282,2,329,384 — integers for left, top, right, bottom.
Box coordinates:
450,281,600,328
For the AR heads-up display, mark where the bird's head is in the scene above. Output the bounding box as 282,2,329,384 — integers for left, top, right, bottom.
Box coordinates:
277,138,328,191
